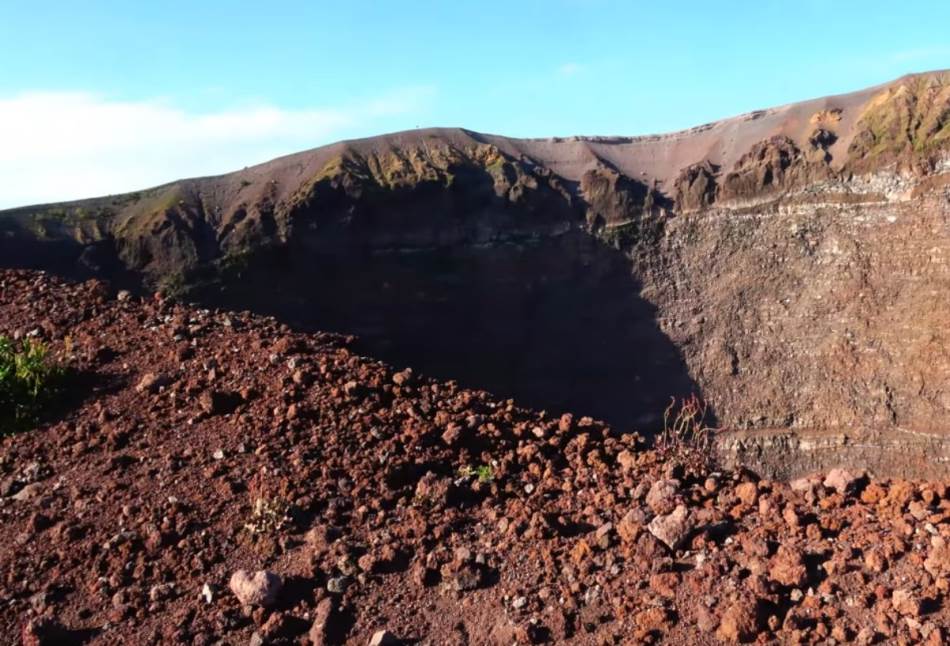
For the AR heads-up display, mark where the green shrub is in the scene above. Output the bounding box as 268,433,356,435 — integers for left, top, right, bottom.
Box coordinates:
0,336,66,434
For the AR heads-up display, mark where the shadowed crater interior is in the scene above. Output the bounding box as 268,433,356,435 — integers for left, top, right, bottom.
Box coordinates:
191,227,699,435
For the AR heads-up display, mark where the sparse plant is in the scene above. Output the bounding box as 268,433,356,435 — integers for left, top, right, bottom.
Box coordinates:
655,394,718,469
0,336,66,434
459,463,495,484
243,469,291,535
245,496,291,535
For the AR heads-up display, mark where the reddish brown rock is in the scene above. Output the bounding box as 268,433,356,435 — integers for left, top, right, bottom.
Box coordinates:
21,618,69,646
717,597,760,643
368,630,400,646
229,570,283,608
823,468,865,496
4,265,950,645
925,537,950,576
891,589,921,618
135,372,170,393
734,482,758,506
646,479,680,515
648,505,694,551
769,545,808,588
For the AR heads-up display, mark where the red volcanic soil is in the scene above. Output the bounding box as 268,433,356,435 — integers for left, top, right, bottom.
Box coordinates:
3,269,950,645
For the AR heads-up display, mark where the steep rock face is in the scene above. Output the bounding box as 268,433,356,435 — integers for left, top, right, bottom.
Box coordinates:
2,71,950,475
717,136,832,203
579,162,662,227
647,184,950,432
673,161,718,213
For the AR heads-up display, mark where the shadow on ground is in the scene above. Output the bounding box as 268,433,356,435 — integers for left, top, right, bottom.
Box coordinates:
191,228,702,437
0,171,707,437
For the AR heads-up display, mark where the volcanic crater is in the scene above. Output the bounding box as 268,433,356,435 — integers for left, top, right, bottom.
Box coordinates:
3,70,950,645
2,70,950,478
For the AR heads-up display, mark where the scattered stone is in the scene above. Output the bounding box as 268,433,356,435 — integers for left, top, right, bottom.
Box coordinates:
136,372,170,393
149,582,176,602
21,617,69,646
646,479,680,515
309,597,335,646
892,589,922,617
734,482,758,506
769,545,808,587
229,570,282,607
648,504,694,550
327,576,349,594
616,450,636,472
200,389,242,416
0,476,21,497
823,468,865,495
594,522,614,549
789,477,816,494
441,424,462,445
368,630,400,646
447,562,483,591
633,606,672,636
558,413,573,433
717,597,760,643
12,483,43,502
6,268,950,645
865,549,887,573
28,591,48,613
392,369,412,386
617,509,645,543
926,536,950,576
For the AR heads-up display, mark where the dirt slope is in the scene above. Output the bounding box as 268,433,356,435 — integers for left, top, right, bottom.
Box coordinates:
4,269,950,645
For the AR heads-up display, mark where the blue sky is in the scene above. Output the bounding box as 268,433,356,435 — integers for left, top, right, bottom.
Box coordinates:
1,0,948,207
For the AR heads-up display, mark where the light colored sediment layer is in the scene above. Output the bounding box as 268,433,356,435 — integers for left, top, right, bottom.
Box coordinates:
718,426,950,480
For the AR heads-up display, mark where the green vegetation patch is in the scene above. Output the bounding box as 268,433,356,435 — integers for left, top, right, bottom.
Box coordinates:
459,464,495,484
0,336,66,434
849,78,950,161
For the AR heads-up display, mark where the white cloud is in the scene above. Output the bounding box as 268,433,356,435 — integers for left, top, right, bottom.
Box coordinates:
889,45,950,63
0,87,435,208
558,62,584,77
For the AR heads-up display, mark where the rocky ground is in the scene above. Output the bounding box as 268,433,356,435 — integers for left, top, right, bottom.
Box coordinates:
3,269,950,645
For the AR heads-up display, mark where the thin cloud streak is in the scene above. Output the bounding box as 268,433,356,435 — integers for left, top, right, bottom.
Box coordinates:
0,86,436,208
889,45,950,64
558,62,584,77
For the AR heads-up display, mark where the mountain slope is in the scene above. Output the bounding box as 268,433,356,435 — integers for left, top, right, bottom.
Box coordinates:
3,70,947,286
